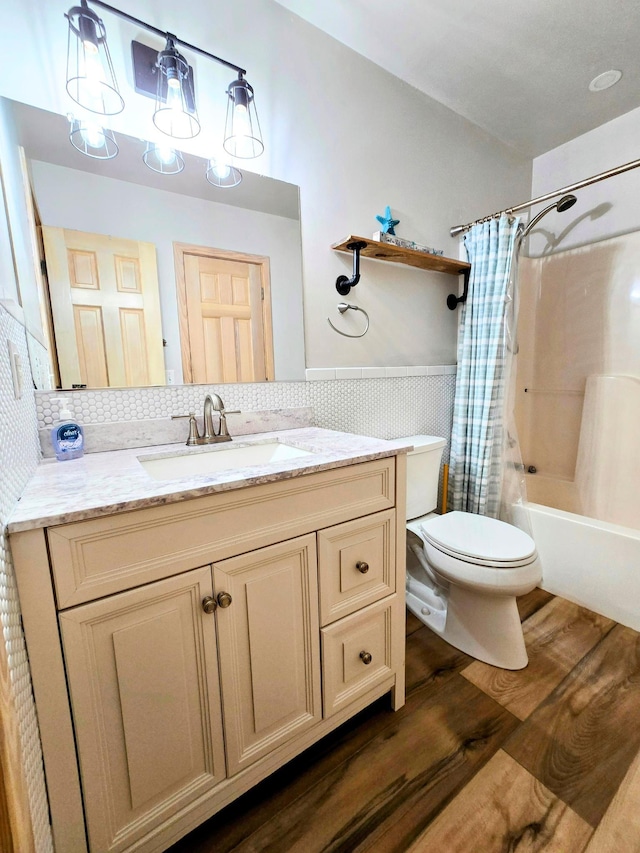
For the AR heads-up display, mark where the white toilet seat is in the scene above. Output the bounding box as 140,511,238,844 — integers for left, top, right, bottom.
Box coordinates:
423,540,541,595
409,510,542,595
420,511,537,566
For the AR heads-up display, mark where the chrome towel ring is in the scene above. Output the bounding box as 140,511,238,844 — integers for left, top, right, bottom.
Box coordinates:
327,302,370,338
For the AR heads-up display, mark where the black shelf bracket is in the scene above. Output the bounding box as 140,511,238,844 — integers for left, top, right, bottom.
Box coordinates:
447,267,471,310
336,240,367,295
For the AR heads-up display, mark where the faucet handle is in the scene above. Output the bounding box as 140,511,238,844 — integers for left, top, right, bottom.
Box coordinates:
171,412,201,446
218,408,241,438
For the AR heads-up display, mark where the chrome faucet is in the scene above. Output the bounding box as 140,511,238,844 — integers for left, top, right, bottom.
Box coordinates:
172,394,241,446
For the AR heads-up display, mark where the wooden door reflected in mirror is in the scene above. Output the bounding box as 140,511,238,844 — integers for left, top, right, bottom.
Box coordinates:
42,227,165,388
175,243,274,385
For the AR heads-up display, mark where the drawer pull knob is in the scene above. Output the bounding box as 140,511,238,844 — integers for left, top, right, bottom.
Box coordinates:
217,591,233,608
356,561,369,574
360,651,372,665
202,596,217,614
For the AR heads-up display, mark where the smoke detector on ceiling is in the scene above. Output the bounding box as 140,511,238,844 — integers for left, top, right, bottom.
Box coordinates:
589,70,622,92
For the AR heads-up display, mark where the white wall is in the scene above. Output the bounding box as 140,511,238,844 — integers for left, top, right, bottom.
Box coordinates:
0,0,532,372
30,160,305,382
529,105,640,256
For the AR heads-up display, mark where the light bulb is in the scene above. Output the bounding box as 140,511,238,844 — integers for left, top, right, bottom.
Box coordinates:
211,161,231,180
79,119,105,149
156,144,176,165
232,107,254,157
166,77,182,112
82,39,105,83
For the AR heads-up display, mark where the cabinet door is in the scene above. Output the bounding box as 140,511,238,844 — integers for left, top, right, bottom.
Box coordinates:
213,534,321,776
59,567,225,853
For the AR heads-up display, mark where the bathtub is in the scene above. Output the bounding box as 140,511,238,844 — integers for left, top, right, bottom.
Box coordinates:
514,501,640,632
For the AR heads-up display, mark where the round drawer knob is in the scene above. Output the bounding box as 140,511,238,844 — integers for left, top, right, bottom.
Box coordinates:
217,591,233,608
202,596,217,614
356,561,369,574
359,651,372,665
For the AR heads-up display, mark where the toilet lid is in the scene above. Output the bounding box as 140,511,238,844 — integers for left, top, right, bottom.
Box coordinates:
420,511,536,564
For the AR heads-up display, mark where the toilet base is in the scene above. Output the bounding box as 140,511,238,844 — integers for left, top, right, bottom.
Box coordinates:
406,581,529,670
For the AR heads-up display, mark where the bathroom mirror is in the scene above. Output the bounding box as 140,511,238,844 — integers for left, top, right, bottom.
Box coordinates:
6,98,305,388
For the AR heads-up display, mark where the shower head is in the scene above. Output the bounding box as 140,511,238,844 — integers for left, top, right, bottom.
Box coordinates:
521,194,578,237
556,194,577,212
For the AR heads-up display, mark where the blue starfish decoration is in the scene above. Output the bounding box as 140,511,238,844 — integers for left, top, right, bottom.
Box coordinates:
376,206,400,236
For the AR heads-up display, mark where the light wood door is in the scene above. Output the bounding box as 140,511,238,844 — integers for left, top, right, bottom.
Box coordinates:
213,534,321,776
59,567,226,853
42,226,165,388
175,243,274,384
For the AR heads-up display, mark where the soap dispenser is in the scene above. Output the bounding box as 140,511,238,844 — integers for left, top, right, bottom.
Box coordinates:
51,398,85,461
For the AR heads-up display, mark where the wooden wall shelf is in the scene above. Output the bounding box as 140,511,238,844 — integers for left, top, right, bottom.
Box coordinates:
332,235,470,276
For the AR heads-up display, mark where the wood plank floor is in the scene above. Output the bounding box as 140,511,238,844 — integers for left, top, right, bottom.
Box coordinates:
168,590,640,853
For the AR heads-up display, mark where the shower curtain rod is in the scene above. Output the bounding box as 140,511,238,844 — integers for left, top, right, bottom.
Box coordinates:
450,154,640,237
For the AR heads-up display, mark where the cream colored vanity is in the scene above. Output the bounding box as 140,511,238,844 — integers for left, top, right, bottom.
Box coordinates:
9,429,409,853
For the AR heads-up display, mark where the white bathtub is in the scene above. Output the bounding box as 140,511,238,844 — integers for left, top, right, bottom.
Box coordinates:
515,502,640,632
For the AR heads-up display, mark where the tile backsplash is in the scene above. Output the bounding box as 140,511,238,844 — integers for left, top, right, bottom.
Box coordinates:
36,372,456,454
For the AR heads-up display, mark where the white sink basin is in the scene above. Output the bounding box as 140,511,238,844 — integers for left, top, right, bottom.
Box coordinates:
139,441,314,480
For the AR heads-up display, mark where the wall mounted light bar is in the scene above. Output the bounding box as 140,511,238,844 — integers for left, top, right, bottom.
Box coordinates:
65,0,262,184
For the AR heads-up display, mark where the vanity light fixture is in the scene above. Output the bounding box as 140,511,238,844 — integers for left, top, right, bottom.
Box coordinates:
223,75,264,159
65,1,124,116
65,1,264,157
142,141,185,174
205,158,242,188
153,37,200,140
68,114,119,159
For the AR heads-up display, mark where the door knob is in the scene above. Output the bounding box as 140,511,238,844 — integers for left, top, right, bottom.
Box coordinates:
217,591,233,608
356,561,369,574
359,651,372,665
202,596,217,614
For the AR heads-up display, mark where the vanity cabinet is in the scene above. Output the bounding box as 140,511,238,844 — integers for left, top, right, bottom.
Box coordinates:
10,454,407,853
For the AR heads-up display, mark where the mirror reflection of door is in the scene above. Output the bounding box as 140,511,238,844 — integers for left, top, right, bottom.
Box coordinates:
41,227,165,388
174,243,275,384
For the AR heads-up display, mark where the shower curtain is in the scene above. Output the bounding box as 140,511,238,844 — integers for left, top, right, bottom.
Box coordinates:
449,214,525,518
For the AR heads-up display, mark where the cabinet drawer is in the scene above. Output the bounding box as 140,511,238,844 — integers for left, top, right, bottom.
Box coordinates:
321,596,398,718
47,457,395,608
317,510,396,626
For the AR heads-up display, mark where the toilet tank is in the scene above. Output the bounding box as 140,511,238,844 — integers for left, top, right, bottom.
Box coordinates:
404,435,446,520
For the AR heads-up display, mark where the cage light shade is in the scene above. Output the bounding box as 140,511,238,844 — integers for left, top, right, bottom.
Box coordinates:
223,76,264,159
69,116,119,159
206,158,242,188
153,42,201,140
65,3,124,115
142,141,185,174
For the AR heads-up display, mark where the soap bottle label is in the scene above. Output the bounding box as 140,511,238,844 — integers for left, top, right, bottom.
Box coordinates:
52,423,84,459
55,424,83,450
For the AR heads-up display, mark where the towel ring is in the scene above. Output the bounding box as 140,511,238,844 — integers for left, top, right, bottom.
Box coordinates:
327,302,370,338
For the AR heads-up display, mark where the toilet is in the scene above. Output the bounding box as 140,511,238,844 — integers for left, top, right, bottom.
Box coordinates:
403,435,542,670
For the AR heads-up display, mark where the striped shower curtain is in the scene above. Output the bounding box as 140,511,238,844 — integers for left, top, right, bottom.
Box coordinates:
449,214,521,517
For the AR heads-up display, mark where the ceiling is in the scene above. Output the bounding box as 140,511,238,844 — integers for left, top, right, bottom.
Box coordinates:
273,0,640,157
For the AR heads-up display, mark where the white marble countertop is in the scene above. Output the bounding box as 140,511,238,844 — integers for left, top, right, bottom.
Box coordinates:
8,428,413,533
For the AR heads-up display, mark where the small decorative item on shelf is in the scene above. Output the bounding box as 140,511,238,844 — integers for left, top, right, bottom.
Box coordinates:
375,205,400,235
372,231,444,257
